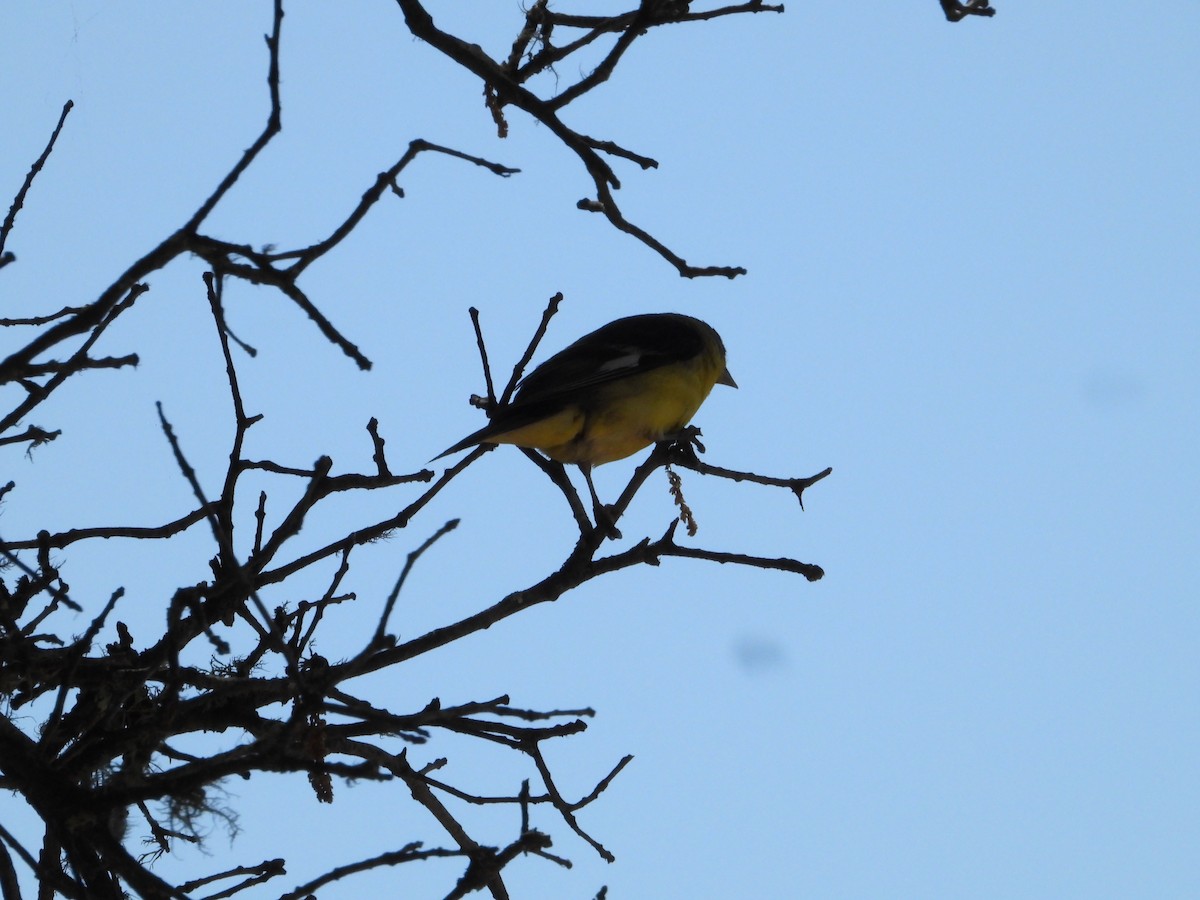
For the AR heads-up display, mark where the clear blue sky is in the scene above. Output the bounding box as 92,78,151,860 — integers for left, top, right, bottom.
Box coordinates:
3,3,1197,898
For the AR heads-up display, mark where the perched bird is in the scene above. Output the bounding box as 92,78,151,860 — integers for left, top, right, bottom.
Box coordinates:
435,312,736,523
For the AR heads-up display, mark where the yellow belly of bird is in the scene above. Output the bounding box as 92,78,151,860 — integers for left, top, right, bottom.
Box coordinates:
490,366,715,465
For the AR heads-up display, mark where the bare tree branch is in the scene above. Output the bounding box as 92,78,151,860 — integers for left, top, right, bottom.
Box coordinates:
940,0,996,22
0,0,998,893
0,100,73,259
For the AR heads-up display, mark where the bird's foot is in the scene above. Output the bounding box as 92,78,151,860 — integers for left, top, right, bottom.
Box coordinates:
659,425,705,462
592,503,623,541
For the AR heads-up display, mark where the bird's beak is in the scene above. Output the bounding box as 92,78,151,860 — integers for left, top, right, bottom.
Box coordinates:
717,367,737,388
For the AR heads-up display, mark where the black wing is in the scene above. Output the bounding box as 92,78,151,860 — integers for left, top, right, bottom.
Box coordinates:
512,314,708,407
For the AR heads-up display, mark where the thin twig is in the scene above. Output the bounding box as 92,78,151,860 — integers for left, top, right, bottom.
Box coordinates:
0,100,74,257
469,307,497,408
374,518,460,643
500,293,563,405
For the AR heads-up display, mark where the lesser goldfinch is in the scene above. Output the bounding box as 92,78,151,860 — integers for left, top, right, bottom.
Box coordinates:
436,313,735,468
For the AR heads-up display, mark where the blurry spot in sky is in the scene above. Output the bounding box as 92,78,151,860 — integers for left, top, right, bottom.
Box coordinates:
732,635,788,674
1081,367,1146,409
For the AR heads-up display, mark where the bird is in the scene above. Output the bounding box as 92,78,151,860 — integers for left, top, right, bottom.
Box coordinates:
435,312,736,529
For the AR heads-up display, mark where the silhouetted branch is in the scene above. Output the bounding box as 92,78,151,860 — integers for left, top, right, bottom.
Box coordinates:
392,0,758,278
266,139,518,276
0,282,148,432
0,100,73,258
665,439,834,509
940,0,996,22
374,518,460,642
0,0,972,893
0,306,89,327
180,0,283,234
0,425,60,450
500,293,564,405
176,859,284,898
0,506,217,551
16,354,138,376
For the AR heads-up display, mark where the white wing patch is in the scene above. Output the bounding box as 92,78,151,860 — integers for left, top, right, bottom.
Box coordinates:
597,350,643,374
